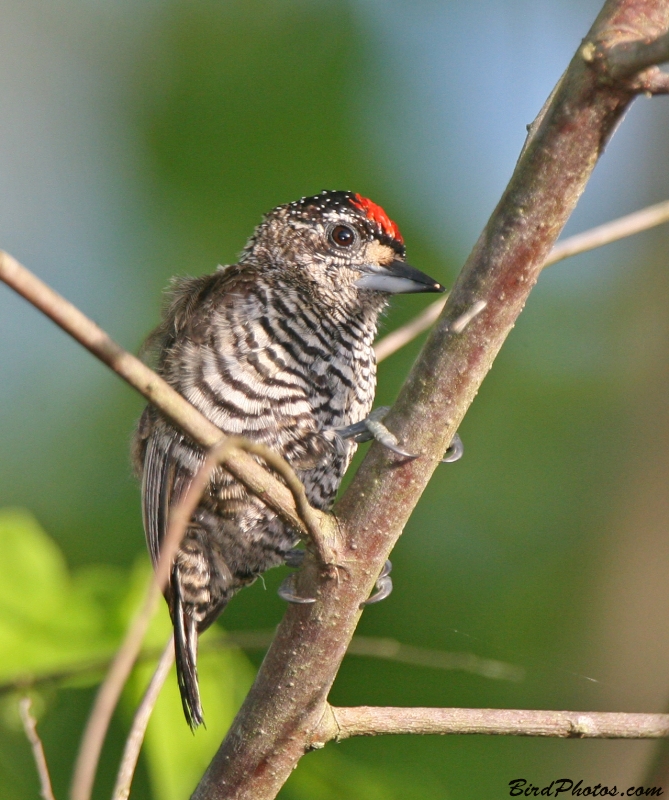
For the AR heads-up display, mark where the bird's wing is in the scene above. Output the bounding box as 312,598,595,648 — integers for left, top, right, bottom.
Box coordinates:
138,264,251,566
141,430,196,568
143,266,245,363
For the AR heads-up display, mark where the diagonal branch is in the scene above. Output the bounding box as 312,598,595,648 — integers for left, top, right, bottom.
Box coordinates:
193,3,669,799
0,251,320,541
543,198,669,264
0,252,336,800
70,446,221,800
581,6,669,92
70,433,331,800
111,637,175,800
3,3,669,798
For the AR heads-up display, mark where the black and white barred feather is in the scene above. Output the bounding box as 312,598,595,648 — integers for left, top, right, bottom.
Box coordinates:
133,191,439,728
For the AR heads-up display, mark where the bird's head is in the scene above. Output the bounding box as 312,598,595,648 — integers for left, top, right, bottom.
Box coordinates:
241,190,445,308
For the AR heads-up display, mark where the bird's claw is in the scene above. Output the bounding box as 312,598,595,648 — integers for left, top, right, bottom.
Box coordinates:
334,407,418,460
441,432,464,463
375,439,418,460
281,517,396,610
277,573,316,605
335,409,462,463
361,559,393,607
333,406,390,443
283,547,305,568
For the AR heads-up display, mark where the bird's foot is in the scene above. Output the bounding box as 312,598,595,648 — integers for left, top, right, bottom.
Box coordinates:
277,572,316,604
361,559,393,607
441,432,464,463
283,547,305,568
333,407,418,460
281,550,392,606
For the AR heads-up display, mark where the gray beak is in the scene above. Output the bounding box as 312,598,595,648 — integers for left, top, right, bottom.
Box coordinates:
355,259,445,294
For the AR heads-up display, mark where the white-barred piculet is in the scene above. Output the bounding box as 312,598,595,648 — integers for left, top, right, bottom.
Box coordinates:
133,191,444,728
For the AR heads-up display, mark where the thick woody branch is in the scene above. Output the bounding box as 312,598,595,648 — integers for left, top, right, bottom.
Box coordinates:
319,707,669,741
4,3,669,797
100,628,525,799
194,3,669,799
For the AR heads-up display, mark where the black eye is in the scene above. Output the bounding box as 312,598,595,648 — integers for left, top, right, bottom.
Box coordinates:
330,224,356,247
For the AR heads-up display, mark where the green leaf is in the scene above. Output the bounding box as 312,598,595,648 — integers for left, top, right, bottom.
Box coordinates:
114,557,175,651
0,508,125,682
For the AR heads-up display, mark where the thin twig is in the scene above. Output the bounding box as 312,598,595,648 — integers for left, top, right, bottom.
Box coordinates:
71,434,328,800
69,577,161,800
545,198,669,265
346,636,524,682
0,632,523,695
375,298,447,362
157,436,328,569
216,438,331,566
200,633,525,683
449,300,488,334
4,7,668,797
374,198,669,363
71,442,231,800
320,706,669,742
0,251,312,539
19,697,56,800
112,637,175,800
0,251,329,800
0,251,330,554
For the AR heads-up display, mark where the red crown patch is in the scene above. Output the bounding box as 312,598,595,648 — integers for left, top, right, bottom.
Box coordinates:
350,194,404,244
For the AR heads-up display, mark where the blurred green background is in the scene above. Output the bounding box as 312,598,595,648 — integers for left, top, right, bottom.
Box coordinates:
2,1,669,798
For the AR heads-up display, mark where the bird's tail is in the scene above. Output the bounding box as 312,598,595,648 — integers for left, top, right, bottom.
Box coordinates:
171,570,204,730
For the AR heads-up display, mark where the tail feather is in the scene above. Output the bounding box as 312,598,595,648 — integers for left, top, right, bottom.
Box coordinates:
171,571,204,730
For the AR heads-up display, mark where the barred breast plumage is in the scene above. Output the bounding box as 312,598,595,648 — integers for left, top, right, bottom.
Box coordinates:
133,190,444,727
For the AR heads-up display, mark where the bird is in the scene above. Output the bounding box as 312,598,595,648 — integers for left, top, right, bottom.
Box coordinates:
133,190,444,728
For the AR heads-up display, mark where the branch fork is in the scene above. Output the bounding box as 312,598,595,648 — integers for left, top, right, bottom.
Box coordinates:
581,17,669,94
